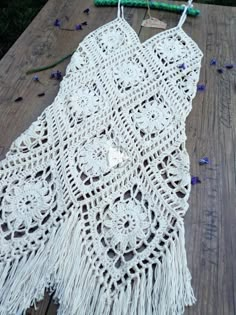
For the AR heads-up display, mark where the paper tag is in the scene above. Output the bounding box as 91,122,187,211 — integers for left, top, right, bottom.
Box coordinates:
141,17,167,30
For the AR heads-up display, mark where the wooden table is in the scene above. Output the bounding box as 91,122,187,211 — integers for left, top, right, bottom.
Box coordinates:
0,1,236,314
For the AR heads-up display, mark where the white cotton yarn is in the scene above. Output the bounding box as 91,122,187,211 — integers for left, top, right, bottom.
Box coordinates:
0,1,203,314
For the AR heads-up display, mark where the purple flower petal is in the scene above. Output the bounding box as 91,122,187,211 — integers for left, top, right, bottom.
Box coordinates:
75,24,83,30
54,19,61,27
37,92,45,97
50,70,62,80
197,84,206,91
191,176,201,185
56,70,62,80
178,63,186,70
83,8,90,14
225,64,234,69
50,72,55,79
217,68,224,74
33,75,39,82
210,58,217,66
199,157,209,165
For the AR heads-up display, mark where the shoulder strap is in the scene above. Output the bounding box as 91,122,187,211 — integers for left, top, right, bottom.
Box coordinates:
117,0,124,18
177,0,194,28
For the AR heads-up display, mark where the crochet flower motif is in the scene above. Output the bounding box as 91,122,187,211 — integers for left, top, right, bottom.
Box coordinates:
68,86,102,116
167,154,190,188
134,101,172,133
98,29,125,53
177,72,196,97
2,182,51,230
159,38,184,61
78,137,128,177
104,200,150,251
113,61,145,90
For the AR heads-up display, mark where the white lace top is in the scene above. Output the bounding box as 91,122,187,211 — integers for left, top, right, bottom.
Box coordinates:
0,1,203,314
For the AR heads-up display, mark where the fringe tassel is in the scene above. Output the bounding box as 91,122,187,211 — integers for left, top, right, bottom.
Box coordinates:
0,227,58,314
0,212,196,315
52,218,196,315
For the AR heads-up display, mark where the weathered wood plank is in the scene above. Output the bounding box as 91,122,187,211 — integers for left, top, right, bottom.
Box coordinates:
185,4,236,315
45,293,58,315
0,0,236,314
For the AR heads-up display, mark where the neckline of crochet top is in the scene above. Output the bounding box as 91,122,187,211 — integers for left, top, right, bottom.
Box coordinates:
114,0,203,57
118,17,203,56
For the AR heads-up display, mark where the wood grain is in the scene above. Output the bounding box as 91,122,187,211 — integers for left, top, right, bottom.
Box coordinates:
0,0,236,314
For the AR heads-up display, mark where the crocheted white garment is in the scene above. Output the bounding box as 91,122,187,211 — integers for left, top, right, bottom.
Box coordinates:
0,1,203,314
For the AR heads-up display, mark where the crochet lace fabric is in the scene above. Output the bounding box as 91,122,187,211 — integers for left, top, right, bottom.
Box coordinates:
0,1,203,314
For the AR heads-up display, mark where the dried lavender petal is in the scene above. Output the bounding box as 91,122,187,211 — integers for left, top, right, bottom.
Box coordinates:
33,75,39,82
56,70,62,80
197,84,206,91
83,8,90,14
75,24,83,30
54,19,61,27
50,72,55,79
217,68,223,74
50,70,62,80
37,93,45,97
191,176,201,185
199,157,209,165
225,64,234,69
14,97,23,102
210,58,217,66
178,63,186,70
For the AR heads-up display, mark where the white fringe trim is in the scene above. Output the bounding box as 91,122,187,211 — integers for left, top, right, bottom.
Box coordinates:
0,213,196,315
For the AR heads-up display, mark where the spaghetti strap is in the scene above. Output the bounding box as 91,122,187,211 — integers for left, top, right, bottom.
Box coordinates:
178,0,194,28
117,0,124,18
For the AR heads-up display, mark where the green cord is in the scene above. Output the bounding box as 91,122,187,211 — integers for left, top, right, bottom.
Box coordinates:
26,52,75,75
94,0,200,16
